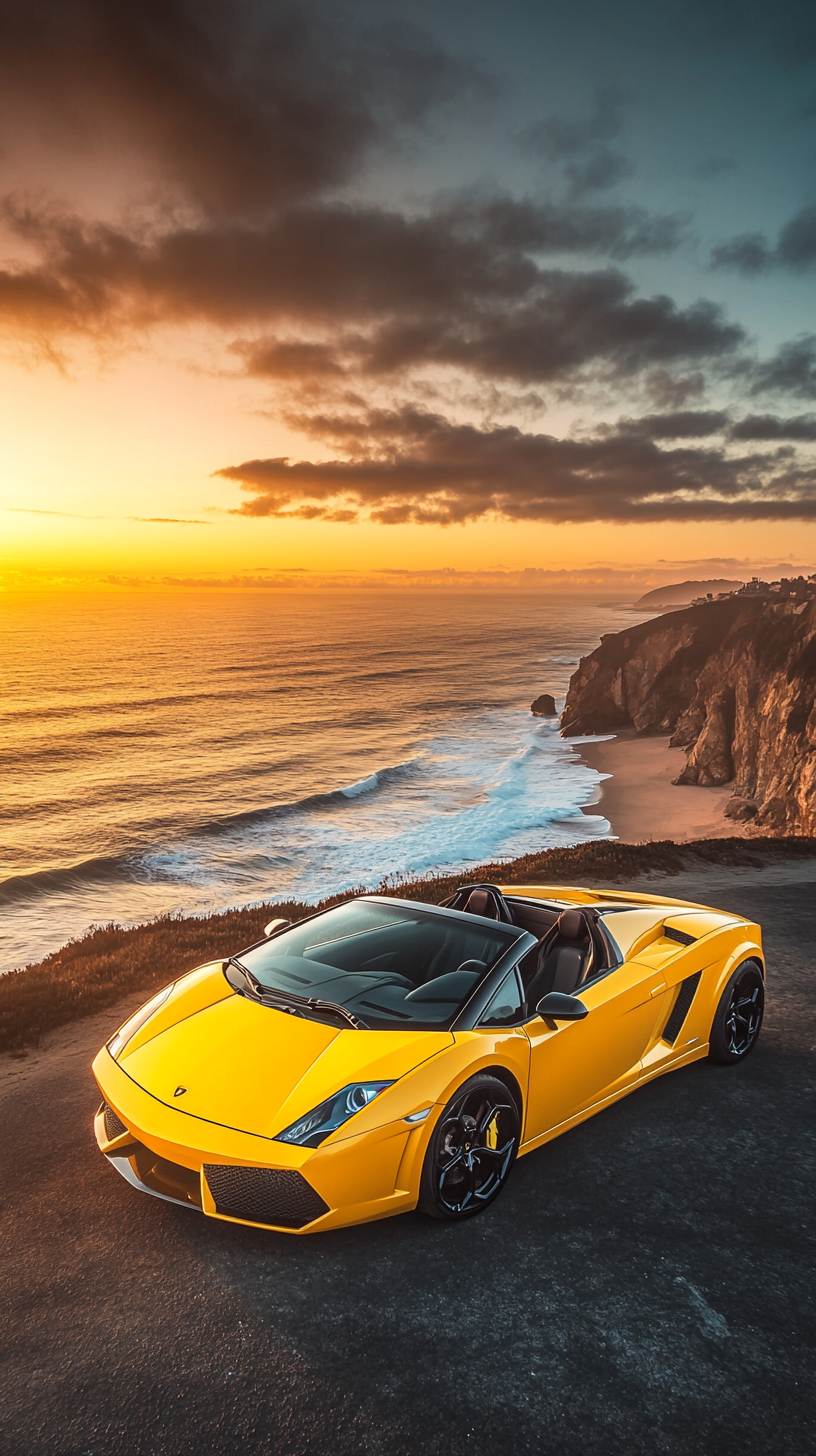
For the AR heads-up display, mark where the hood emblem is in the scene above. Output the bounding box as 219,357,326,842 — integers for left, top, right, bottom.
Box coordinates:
174,1086,187,1097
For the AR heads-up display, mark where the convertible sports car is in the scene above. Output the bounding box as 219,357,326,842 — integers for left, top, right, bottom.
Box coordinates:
93,881,764,1233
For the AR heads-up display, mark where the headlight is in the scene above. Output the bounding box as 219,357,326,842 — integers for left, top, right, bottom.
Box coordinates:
274,1082,394,1148
108,984,175,1059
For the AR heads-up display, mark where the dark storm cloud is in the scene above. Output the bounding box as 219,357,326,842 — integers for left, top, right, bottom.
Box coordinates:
356,276,742,384
215,406,816,526
611,410,730,438
712,205,816,273
0,0,479,216
516,89,633,197
0,199,727,387
2,0,814,532
751,335,816,399
0,0,739,414
729,412,816,440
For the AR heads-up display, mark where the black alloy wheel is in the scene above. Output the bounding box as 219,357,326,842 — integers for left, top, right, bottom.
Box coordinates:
709,960,765,1064
417,1074,520,1221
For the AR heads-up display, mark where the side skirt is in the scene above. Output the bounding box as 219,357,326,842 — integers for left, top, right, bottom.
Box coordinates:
516,1042,709,1159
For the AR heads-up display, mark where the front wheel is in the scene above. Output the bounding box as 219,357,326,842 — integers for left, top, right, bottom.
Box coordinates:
417,1074,520,1221
708,960,764,1064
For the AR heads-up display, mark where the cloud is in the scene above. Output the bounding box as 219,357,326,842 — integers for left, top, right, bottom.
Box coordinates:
516,88,633,197
0,0,480,217
0,0,812,539
751,335,816,399
610,410,730,438
215,405,816,526
712,205,816,274
0,197,723,392
3,506,209,523
0,0,744,428
4,506,105,518
729,412,816,440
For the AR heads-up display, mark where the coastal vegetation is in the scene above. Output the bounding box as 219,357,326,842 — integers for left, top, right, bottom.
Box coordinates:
4,836,816,1054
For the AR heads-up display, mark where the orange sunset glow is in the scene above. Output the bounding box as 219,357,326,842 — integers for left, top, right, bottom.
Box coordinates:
1,0,815,593
4,5,816,1453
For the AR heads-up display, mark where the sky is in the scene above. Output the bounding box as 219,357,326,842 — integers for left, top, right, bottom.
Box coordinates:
1,0,816,591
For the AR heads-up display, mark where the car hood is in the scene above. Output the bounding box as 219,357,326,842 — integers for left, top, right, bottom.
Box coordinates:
118,990,453,1139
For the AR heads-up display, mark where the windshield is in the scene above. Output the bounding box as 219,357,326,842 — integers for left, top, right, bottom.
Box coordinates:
235,899,521,1029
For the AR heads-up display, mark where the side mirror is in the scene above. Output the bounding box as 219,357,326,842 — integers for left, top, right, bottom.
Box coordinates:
536,992,588,1030
263,917,291,938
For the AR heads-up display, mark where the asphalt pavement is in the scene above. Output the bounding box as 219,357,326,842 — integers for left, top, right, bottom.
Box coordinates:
2,870,815,1456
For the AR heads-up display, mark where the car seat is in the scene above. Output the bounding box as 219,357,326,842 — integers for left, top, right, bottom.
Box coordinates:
443,884,515,923
525,909,592,1006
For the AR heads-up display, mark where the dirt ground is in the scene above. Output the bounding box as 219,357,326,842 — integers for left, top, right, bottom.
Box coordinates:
2,863,815,1455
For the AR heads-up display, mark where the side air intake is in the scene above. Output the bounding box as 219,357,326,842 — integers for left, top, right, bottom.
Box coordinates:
662,971,703,1045
664,924,697,947
204,1165,329,1229
102,1102,128,1141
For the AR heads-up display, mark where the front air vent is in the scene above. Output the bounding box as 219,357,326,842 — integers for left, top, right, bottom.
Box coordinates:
664,924,697,947
131,1144,203,1208
662,971,703,1045
102,1102,128,1141
204,1165,330,1229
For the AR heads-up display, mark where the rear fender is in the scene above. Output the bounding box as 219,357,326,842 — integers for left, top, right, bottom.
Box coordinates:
680,935,764,1048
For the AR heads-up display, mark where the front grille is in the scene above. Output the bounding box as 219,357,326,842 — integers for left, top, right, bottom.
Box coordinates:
204,1164,329,1229
102,1102,128,1141
664,924,697,947
662,971,703,1044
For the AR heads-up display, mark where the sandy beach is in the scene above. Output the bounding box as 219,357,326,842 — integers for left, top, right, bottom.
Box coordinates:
576,729,747,843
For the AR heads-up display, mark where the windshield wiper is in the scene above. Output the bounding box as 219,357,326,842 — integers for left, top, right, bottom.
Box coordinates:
224,959,367,1029
223,956,266,998
261,990,368,1031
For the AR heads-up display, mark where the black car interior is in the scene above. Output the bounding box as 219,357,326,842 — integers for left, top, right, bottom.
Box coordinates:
443,883,617,1008
239,901,520,1028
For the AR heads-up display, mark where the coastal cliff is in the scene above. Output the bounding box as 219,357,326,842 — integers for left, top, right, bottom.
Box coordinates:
560,597,816,834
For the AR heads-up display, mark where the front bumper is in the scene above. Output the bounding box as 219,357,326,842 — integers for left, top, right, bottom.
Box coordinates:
93,1049,430,1234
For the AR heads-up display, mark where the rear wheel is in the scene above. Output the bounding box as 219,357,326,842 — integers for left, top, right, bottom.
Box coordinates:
417,1074,520,1221
708,960,764,1064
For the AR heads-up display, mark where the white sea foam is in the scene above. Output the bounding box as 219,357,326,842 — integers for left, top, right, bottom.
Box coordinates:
340,772,380,798
2,591,652,968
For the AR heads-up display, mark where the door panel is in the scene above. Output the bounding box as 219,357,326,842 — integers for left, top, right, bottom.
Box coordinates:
522,962,666,1144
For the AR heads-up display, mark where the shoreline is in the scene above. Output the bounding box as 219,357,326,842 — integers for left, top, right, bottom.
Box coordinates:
575,729,747,844
6,833,816,1054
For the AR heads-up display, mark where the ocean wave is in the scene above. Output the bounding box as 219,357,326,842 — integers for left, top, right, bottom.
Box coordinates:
341,772,380,797
0,853,137,905
165,759,421,837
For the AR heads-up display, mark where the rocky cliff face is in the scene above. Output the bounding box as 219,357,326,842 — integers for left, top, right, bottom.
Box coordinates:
560,598,816,834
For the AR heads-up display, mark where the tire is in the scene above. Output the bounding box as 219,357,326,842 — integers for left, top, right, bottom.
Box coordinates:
417,1074,520,1221
708,960,765,1064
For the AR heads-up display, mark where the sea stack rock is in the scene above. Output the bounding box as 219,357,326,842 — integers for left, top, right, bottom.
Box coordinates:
531,693,557,716
724,797,760,821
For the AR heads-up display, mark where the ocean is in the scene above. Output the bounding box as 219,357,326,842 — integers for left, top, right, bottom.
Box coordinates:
1,590,649,971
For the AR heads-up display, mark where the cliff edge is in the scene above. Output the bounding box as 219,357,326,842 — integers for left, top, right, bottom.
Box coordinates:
560,598,816,834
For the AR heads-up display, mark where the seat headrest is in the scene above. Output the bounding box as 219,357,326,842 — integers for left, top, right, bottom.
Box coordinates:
557,909,587,941
464,889,497,918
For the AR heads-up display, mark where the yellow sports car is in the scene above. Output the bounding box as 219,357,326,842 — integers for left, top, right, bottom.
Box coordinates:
93,882,764,1233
